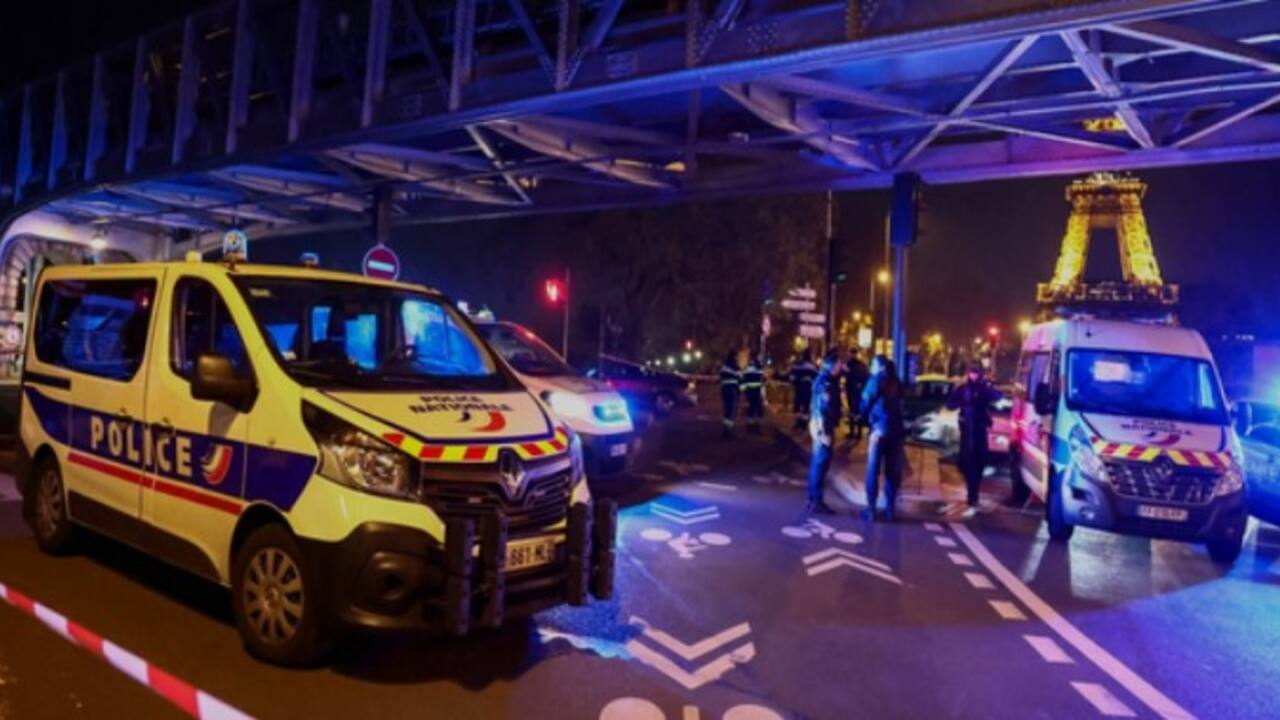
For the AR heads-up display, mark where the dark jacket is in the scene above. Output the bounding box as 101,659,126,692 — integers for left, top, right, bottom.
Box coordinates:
860,372,905,437
719,362,741,390
844,358,870,401
810,368,842,435
741,362,765,395
945,379,1002,432
790,359,818,388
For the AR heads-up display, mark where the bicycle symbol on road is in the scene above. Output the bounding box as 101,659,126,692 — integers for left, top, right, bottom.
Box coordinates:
640,527,733,560
780,518,862,546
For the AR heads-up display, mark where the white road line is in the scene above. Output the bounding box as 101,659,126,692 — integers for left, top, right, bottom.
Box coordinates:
952,523,1195,720
1024,634,1074,664
1073,682,1139,718
924,522,944,533
947,552,974,567
933,536,958,548
964,572,995,590
989,600,1027,621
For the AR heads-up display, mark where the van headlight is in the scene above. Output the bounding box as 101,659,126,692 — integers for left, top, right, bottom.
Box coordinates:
593,399,630,425
1069,424,1108,482
544,391,591,421
303,402,417,500
1216,435,1246,497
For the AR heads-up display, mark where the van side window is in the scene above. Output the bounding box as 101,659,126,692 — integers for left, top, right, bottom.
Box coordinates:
33,278,156,381
171,279,249,379
1028,352,1052,406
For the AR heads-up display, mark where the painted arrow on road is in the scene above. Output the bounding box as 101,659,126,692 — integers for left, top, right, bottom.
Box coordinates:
650,497,720,525
802,547,903,585
626,616,755,690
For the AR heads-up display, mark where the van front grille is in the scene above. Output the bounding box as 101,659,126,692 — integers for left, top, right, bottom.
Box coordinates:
420,458,572,534
1106,461,1219,505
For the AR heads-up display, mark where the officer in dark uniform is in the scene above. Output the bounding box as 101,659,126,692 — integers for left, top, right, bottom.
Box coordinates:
944,363,1003,518
790,350,818,430
843,351,870,443
807,349,844,515
741,356,766,434
860,355,906,522
719,350,742,439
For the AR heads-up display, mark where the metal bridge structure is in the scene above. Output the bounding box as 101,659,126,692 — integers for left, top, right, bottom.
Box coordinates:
1,0,1278,244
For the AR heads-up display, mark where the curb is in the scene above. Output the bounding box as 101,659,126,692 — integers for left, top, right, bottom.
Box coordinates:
0,580,253,720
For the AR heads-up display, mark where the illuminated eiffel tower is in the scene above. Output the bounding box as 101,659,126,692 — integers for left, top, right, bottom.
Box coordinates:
1036,173,1179,322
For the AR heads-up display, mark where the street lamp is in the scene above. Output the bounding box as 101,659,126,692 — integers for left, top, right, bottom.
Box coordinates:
1018,317,1033,336
869,270,890,339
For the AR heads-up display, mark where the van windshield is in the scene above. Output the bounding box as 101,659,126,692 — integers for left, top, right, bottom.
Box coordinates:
475,323,577,377
234,277,515,392
1066,350,1227,426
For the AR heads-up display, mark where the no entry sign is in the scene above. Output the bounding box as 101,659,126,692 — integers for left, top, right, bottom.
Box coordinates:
362,244,400,280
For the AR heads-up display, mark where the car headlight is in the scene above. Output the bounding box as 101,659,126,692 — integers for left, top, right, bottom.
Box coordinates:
569,430,591,503
544,390,591,421
593,399,630,425
303,402,417,500
1069,424,1108,482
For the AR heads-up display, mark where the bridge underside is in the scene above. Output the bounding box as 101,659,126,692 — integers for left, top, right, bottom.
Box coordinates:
2,0,1279,242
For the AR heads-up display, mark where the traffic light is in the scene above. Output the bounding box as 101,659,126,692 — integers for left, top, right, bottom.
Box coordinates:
544,278,565,305
987,324,1001,338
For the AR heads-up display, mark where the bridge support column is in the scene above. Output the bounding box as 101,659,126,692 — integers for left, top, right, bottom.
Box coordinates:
888,173,920,373
371,184,393,247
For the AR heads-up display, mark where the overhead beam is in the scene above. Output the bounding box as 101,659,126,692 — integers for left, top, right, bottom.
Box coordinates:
225,0,254,154
722,83,879,170
47,73,68,191
897,34,1039,168
486,118,675,188
212,166,368,212
1170,90,1280,147
125,37,150,174
1106,19,1280,73
555,0,581,91
450,0,478,110
362,0,392,128
466,126,533,205
289,0,319,142
172,16,201,164
325,143,523,205
1061,29,1156,148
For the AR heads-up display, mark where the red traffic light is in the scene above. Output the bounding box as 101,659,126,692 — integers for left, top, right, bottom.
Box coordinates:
987,324,1001,337
544,278,565,305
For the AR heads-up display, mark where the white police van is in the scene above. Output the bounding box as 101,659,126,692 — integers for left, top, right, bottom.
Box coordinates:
474,320,633,476
1010,317,1246,564
17,257,615,664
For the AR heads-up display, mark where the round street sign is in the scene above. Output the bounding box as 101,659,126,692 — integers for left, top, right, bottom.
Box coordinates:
362,244,400,280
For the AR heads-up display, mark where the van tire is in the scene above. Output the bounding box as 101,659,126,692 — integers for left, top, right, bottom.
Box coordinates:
28,455,75,555
1207,533,1243,566
231,523,329,667
1045,472,1074,542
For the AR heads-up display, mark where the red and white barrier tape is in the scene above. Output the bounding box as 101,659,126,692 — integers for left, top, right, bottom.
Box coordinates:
0,581,253,719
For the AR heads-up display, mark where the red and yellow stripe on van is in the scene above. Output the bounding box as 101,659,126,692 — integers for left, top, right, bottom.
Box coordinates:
1090,438,1232,470
381,427,570,463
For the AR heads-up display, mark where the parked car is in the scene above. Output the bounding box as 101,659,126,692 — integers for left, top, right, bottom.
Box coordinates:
909,385,1012,458
904,373,955,422
586,355,697,417
1234,399,1280,526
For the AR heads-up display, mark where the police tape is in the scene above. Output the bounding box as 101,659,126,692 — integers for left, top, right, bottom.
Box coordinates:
0,580,253,720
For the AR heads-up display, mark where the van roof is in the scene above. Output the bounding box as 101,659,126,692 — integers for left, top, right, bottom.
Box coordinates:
38,260,441,296
1023,317,1212,359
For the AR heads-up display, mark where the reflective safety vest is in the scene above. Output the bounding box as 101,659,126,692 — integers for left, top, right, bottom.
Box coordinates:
720,364,741,387
790,361,817,387
741,366,765,392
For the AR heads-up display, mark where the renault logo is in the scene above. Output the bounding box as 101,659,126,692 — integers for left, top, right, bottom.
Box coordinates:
497,449,527,497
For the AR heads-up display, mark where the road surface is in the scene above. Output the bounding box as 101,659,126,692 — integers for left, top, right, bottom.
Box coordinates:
0,410,1276,719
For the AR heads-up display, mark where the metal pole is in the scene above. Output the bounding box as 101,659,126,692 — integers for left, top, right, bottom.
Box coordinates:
826,191,836,349
562,266,572,359
891,243,909,370
888,173,920,373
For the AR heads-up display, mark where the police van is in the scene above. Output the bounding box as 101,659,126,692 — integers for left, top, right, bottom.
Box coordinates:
16,257,616,665
1010,317,1246,564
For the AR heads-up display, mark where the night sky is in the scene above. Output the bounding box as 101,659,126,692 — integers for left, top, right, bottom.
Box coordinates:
5,2,1279,347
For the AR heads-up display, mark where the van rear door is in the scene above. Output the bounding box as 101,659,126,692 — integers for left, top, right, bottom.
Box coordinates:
25,268,163,525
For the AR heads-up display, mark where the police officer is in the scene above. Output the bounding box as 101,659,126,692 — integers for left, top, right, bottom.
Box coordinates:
807,349,844,515
860,355,906,522
843,351,870,443
790,349,818,431
741,356,766,434
719,350,742,439
944,363,1003,519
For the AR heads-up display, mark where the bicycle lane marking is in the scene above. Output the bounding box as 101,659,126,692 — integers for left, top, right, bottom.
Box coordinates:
950,523,1195,720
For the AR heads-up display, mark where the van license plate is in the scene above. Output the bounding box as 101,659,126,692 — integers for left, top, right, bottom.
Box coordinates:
506,536,557,572
1137,505,1189,522
609,443,628,458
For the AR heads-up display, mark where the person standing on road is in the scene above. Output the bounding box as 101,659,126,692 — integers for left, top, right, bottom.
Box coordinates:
944,363,1003,519
843,351,870,443
806,349,844,515
860,355,906,522
742,356,766,435
790,350,818,430
719,350,742,439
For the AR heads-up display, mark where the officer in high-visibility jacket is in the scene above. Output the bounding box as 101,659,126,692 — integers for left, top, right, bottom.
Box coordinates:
719,350,742,439
790,350,818,430
741,356,766,434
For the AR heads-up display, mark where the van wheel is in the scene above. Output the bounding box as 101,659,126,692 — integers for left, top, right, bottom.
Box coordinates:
231,523,329,666
1207,533,1243,566
28,456,75,555
1009,448,1031,505
1046,473,1074,542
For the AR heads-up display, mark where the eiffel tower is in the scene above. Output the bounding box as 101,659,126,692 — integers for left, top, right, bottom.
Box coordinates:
1036,173,1179,322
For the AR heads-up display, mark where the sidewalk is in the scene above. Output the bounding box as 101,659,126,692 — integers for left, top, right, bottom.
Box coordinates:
768,411,1018,517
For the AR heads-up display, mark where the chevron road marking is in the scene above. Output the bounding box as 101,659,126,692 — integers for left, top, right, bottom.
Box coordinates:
626,617,756,691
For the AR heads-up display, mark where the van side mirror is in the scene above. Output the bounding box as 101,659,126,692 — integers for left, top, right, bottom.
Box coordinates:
191,353,255,410
1033,382,1057,416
